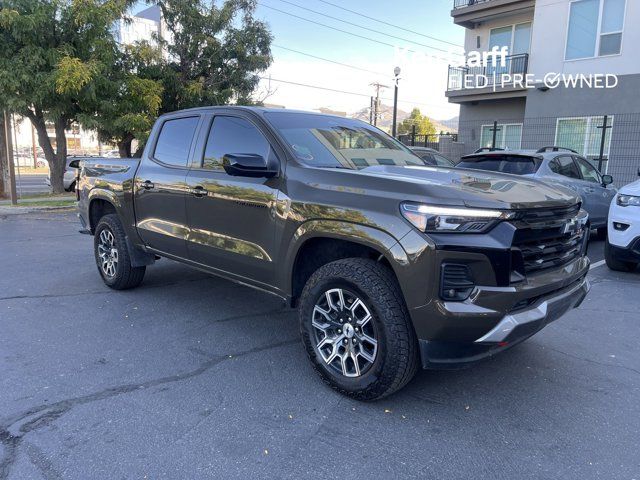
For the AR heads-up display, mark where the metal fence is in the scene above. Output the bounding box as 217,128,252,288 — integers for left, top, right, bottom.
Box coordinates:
397,132,458,150
448,113,640,186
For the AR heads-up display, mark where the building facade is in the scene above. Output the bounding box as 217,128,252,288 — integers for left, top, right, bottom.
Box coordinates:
446,0,640,185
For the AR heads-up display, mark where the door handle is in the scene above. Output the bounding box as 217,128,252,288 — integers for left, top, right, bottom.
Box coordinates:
191,185,208,197
141,180,154,190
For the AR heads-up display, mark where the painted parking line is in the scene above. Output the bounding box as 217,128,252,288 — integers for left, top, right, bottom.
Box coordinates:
590,259,606,270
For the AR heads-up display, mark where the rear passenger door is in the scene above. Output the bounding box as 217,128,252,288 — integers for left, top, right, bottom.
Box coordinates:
573,156,614,226
184,114,281,286
134,115,201,259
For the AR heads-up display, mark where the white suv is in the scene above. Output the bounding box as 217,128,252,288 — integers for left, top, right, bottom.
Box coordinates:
606,175,640,272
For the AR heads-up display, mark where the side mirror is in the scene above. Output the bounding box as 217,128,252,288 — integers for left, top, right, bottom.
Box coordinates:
68,159,81,169
222,153,278,178
602,174,613,186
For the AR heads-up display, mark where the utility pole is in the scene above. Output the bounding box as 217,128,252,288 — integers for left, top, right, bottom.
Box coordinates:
2,110,17,205
392,67,401,138
369,82,388,127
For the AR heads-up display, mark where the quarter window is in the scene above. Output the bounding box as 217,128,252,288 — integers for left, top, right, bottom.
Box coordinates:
552,156,581,179
566,0,625,60
154,116,200,167
202,116,271,170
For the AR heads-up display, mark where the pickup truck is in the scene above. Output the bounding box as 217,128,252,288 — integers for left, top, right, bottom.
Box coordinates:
76,107,591,400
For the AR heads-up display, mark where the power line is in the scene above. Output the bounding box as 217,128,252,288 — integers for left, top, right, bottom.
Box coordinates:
257,3,459,61
259,76,450,110
272,44,387,77
272,0,462,53
317,0,463,48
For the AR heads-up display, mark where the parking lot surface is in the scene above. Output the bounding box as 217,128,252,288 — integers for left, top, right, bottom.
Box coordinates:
0,212,638,480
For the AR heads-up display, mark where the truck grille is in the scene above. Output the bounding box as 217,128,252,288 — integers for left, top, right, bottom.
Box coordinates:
512,204,585,275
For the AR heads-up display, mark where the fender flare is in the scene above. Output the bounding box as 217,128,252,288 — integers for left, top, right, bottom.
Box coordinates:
88,189,155,268
280,219,410,299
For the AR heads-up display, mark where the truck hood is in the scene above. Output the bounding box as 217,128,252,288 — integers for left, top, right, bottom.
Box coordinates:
619,179,640,196
355,165,580,210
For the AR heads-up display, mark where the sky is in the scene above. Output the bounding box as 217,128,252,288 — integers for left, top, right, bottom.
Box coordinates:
134,0,464,121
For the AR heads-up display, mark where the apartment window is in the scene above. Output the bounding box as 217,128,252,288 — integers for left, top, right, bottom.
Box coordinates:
566,0,625,60
480,124,522,149
555,116,614,159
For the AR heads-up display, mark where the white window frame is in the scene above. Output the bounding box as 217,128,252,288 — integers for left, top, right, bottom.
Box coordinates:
554,116,615,173
480,123,523,149
488,22,532,56
564,0,627,61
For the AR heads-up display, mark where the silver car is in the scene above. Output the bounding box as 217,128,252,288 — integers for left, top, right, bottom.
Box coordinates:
409,147,456,167
45,156,91,192
456,146,617,237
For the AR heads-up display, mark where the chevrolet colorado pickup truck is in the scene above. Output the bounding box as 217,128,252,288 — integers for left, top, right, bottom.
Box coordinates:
76,107,590,400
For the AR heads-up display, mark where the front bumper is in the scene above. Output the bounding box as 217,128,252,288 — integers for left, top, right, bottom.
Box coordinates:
607,237,640,263
419,275,590,369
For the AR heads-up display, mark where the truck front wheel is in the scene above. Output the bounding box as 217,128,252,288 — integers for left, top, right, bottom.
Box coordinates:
299,258,419,400
94,214,146,290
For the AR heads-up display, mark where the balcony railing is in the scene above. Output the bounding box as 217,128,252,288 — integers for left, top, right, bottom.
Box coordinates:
447,53,529,92
453,0,493,9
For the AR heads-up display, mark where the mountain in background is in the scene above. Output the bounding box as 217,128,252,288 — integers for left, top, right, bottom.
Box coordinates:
349,104,457,134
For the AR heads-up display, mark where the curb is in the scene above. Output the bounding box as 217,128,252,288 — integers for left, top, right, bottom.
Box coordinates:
0,205,75,216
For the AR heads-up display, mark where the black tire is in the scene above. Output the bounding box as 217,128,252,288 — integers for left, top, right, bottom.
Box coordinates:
596,227,607,240
605,239,636,272
299,258,419,401
94,214,146,289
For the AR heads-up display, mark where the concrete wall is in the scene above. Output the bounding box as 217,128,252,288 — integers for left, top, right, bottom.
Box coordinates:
524,74,640,117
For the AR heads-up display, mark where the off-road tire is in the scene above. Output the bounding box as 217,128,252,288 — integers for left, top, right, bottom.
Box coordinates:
94,214,146,289
299,258,419,401
605,239,636,272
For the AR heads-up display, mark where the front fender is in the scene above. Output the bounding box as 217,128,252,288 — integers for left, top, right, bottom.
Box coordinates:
279,219,410,297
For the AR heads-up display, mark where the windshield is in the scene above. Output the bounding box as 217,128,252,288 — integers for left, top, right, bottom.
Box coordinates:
265,112,424,169
457,155,539,175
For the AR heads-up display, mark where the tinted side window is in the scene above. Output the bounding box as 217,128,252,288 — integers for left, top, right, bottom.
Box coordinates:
154,116,199,167
574,156,601,183
203,116,270,170
553,156,581,179
432,153,452,166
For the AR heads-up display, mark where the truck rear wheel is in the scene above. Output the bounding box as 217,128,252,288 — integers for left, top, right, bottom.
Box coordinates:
299,258,419,401
94,214,146,290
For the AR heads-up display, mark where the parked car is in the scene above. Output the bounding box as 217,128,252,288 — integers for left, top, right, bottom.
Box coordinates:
605,171,640,272
45,156,92,192
409,147,455,167
75,107,590,400
456,147,616,237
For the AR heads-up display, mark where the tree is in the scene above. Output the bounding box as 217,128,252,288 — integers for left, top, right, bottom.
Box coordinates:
397,108,437,137
0,0,131,192
155,0,272,112
81,42,164,158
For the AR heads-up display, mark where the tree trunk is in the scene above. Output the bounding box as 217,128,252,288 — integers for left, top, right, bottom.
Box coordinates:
0,113,7,199
26,110,67,194
117,133,134,158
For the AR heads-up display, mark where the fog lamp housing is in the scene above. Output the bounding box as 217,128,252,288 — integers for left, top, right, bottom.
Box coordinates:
440,263,475,301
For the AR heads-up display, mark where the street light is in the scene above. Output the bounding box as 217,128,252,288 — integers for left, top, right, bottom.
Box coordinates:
391,67,401,138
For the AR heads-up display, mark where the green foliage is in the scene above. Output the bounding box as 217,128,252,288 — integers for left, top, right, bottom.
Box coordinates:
0,0,132,191
397,108,437,137
154,0,273,112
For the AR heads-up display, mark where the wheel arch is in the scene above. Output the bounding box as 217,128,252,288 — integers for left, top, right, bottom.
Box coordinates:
284,220,409,307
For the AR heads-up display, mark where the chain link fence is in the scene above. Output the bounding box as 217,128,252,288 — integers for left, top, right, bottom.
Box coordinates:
400,113,640,187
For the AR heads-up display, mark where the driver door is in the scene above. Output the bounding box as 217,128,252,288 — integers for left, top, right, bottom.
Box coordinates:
184,114,282,286
573,156,615,226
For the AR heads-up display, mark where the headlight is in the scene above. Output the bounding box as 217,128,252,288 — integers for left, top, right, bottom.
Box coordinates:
617,194,640,207
400,203,515,233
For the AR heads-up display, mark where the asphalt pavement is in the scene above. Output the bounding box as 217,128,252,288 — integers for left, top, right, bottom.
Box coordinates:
0,212,638,480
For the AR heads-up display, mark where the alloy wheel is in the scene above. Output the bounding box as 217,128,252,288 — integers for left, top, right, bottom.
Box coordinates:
98,229,118,278
311,288,378,377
